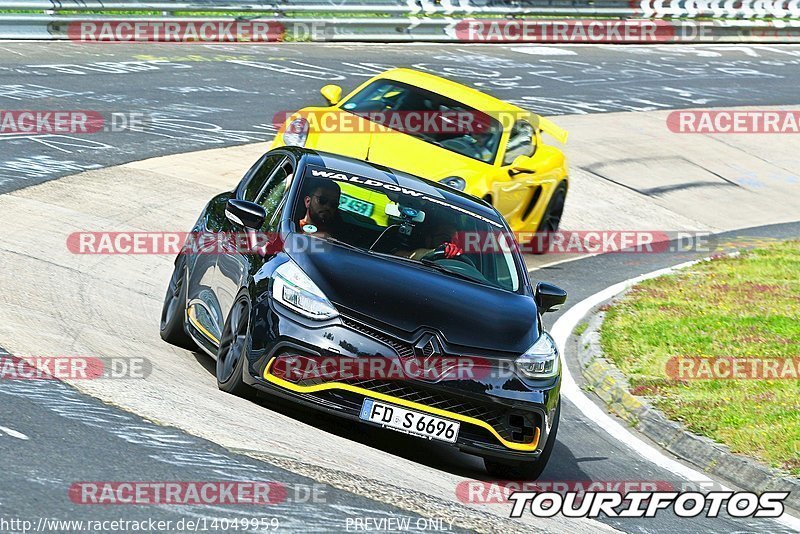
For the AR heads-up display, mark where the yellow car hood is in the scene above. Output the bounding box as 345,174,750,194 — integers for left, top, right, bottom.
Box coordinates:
275,105,567,184
285,107,483,180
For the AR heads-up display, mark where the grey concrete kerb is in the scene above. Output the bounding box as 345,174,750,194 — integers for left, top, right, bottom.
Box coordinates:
574,293,800,513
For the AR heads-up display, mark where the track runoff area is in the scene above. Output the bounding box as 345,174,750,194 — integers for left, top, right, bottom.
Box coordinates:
0,40,799,534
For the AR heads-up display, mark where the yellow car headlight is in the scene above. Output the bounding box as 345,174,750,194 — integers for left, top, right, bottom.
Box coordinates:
283,118,309,147
441,176,466,191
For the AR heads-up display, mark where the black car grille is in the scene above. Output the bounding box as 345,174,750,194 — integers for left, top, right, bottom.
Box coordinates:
341,317,415,359
307,381,538,445
354,380,537,444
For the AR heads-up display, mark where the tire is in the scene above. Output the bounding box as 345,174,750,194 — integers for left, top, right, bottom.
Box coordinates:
484,400,561,480
159,259,195,350
530,181,568,255
216,292,254,398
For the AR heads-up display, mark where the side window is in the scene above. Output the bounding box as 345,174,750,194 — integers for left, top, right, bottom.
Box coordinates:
255,158,294,229
502,120,535,166
242,154,284,202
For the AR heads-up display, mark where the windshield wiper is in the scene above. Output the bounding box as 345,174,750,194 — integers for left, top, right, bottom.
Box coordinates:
418,258,485,284
368,250,421,265
368,250,494,287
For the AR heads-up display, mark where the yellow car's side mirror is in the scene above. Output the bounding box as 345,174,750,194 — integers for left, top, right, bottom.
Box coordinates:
320,84,342,106
510,155,538,176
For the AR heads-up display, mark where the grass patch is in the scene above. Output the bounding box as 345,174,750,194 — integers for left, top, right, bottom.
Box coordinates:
600,241,800,475
574,321,589,336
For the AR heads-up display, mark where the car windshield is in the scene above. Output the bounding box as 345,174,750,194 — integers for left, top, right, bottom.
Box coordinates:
340,79,503,164
294,165,522,292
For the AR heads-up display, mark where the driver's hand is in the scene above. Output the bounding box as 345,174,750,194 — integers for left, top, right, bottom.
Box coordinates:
441,242,463,259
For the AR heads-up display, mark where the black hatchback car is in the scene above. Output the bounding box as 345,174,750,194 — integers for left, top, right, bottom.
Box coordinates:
160,147,567,479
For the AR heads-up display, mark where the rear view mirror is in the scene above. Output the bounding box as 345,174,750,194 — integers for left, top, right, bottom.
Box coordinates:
534,282,567,313
321,84,342,106
385,203,426,222
226,198,266,229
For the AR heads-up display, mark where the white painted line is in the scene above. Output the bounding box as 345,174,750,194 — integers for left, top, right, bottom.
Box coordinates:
510,46,577,56
0,425,30,440
528,252,599,272
550,259,800,530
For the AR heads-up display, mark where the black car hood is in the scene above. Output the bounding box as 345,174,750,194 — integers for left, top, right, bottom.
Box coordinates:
287,236,539,353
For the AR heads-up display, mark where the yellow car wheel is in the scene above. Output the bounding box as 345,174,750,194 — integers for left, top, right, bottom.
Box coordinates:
530,181,568,255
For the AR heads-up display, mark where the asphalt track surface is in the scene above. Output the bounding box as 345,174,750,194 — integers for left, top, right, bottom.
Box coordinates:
1,43,799,533
3,42,800,193
0,357,463,533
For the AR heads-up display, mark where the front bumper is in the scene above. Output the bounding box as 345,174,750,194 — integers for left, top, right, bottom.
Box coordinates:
243,300,561,461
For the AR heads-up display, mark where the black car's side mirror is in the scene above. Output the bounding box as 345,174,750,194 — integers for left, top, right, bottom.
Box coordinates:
534,282,567,313
225,198,266,229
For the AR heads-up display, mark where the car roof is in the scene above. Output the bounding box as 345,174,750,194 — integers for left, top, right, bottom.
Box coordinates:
289,147,502,222
377,68,525,118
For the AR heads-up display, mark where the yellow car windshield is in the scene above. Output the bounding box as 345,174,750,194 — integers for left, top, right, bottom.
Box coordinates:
340,79,503,164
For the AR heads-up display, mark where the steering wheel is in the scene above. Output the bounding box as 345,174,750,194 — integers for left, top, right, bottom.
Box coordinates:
441,137,481,159
422,247,477,269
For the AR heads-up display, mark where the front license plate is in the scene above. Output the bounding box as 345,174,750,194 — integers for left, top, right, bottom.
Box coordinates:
359,399,459,443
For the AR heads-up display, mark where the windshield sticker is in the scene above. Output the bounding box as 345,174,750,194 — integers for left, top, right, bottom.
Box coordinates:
304,165,502,228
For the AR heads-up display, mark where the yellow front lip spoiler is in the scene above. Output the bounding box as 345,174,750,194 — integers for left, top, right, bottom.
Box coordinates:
263,358,540,452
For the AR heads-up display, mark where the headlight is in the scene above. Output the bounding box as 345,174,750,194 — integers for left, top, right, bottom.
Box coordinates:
441,176,466,191
282,117,309,147
272,260,338,320
516,332,560,379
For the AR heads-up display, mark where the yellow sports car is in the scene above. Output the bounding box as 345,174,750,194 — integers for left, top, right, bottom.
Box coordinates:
271,68,569,242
